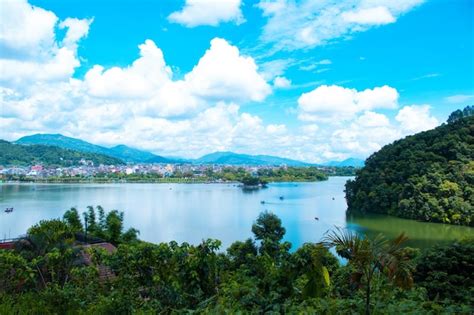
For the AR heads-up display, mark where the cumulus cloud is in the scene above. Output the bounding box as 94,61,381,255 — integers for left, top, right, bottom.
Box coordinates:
395,105,439,133
0,0,91,87
297,85,398,121
59,18,94,50
83,37,271,117
84,40,172,99
168,0,244,27
184,38,271,102
273,76,291,88
257,0,423,51
1,0,443,164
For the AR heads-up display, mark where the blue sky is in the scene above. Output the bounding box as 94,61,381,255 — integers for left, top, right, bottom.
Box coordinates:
1,0,473,162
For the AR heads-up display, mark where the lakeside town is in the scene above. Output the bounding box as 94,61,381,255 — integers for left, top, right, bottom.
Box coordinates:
0,160,355,183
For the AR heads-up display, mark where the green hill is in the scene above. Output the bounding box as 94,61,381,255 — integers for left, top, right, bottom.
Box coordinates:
345,112,473,226
0,140,124,167
15,134,175,163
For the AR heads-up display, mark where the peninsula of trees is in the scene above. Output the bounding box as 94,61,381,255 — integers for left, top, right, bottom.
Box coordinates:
346,107,473,226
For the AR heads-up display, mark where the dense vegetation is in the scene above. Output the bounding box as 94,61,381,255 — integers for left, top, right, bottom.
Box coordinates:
346,112,474,226
0,140,124,167
1,207,472,314
6,166,336,184
447,105,473,123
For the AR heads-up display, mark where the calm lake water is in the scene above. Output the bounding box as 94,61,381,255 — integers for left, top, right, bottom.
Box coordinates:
1,177,472,250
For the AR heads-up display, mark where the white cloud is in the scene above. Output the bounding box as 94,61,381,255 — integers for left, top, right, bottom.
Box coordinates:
356,111,390,127
342,6,395,25
84,40,172,99
395,105,439,133
444,94,474,104
0,0,58,58
273,76,291,88
0,0,91,88
1,0,444,164
299,59,332,71
184,38,271,103
168,0,244,27
257,0,423,51
83,37,271,117
59,18,94,50
297,85,398,122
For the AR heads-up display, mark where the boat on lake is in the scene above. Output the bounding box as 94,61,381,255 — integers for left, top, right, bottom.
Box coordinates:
4,207,14,213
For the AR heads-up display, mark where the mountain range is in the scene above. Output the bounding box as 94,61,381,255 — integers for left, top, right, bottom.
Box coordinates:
14,134,364,167
16,134,175,164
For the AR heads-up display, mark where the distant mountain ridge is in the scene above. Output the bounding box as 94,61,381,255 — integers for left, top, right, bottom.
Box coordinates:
194,151,312,166
16,134,176,164
14,133,364,166
0,140,124,167
323,158,365,167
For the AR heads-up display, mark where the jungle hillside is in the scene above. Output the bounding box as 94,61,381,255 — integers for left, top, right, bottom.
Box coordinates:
345,106,474,226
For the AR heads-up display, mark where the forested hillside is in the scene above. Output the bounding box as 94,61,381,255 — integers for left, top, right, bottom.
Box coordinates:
345,112,473,226
0,141,124,166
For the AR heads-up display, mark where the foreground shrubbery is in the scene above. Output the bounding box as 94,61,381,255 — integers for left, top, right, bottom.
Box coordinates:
0,207,472,314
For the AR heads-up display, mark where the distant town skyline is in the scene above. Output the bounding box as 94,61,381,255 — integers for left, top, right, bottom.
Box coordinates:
1,0,473,163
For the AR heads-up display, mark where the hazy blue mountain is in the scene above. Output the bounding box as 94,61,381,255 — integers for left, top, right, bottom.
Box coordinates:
109,145,158,163
15,134,173,163
324,158,365,167
195,151,311,166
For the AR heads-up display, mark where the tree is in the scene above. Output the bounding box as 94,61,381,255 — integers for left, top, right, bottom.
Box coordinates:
84,206,97,234
105,210,123,245
63,207,83,232
323,228,414,315
447,105,474,123
414,239,474,304
252,211,287,258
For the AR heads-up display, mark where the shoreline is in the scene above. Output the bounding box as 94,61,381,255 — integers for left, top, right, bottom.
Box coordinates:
1,177,332,185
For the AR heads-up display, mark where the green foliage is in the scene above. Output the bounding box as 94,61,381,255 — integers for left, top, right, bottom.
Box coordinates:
346,114,474,226
0,209,470,313
324,228,415,314
447,105,474,123
0,140,124,167
63,207,83,232
414,239,474,304
257,166,329,182
0,251,34,294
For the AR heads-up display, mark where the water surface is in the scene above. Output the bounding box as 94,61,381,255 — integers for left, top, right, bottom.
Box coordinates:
1,177,472,249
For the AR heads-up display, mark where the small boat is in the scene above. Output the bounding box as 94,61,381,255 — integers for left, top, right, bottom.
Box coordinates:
332,197,335,200
279,196,284,200
4,207,13,213
260,200,265,204
314,217,319,221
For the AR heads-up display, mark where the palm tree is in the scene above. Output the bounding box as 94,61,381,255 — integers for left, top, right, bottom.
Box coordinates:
323,228,414,315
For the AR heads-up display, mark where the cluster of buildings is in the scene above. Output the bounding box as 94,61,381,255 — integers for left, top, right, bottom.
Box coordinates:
0,163,267,179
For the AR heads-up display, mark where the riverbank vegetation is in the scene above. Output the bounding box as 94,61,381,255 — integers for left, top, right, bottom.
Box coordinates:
346,109,473,226
1,207,472,314
2,166,347,184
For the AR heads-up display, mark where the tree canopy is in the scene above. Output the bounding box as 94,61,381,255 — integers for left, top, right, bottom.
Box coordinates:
345,111,474,226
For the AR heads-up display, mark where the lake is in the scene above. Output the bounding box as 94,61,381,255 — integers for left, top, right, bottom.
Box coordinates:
1,177,472,250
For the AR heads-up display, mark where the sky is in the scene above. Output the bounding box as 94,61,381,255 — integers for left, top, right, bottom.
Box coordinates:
1,0,473,162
